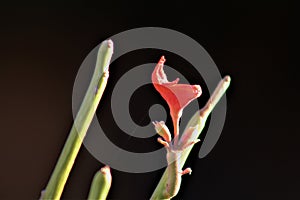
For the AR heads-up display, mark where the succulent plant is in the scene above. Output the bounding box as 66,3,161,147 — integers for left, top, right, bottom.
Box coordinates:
40,39,230,200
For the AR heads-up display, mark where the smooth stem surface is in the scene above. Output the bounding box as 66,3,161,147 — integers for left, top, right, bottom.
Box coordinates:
150,76,231,200
87,166,112,200
173,116,180,145
42,40,114,200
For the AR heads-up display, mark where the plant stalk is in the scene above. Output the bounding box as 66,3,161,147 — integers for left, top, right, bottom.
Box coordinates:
42,40,114,200
150,76,231,200
87,166,112,200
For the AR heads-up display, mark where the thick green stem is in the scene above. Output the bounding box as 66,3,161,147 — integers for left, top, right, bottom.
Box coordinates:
163,151,182,199
87,166,112,200
42,40,114,200
150,76,231,200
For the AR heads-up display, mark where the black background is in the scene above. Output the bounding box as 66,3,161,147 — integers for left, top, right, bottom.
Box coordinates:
0,1,297,200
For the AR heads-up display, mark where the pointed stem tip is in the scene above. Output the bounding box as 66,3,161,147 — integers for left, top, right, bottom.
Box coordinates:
88,166,112,200
106,39,114,49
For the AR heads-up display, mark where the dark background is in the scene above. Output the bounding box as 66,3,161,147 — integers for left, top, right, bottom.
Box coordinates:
0,1,296,200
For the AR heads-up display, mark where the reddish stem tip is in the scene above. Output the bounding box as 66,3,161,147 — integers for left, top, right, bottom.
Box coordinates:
100,166,111,174
159,56,166,64
107,39,113,48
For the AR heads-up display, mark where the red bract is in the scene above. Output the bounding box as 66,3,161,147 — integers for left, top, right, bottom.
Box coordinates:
152,56,202,144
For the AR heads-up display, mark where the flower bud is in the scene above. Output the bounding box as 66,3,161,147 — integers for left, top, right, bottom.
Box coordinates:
153,121,172,143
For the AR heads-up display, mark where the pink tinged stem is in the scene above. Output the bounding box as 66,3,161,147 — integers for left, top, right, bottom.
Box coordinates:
165,151,182,199
164,150,193,199
172,114,180,146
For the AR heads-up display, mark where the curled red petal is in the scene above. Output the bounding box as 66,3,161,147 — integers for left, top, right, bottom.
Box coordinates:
152,56,202,143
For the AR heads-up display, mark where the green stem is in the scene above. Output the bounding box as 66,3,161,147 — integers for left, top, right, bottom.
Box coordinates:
87,166,112,200
42,40,114,200
150,76,231,200
164,151,182,199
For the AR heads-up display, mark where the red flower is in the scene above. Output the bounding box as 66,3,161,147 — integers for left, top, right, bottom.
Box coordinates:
152,56,202,144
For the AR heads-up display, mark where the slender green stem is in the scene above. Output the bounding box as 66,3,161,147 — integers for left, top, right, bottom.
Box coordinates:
150,76,231,200
87,166,112,200
42,40,114,200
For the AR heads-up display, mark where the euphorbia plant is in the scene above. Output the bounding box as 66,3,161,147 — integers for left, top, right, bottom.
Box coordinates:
151,56,231,199
41,39,231,200
151,56,202,198
41,40,113,200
